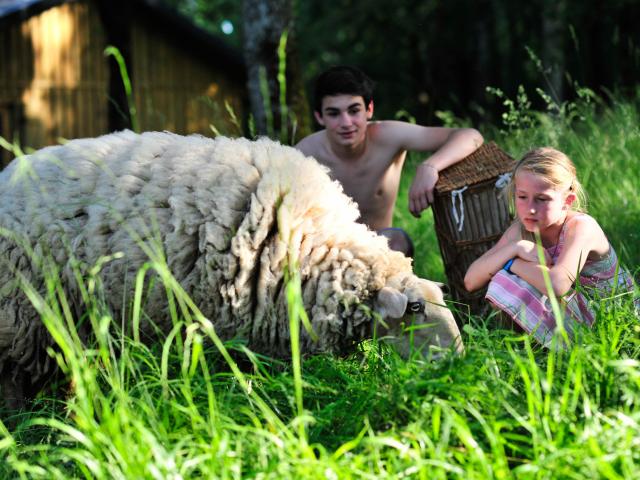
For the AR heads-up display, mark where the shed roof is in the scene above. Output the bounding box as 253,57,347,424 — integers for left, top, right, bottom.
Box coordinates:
0,0,245,80
434,142,515,194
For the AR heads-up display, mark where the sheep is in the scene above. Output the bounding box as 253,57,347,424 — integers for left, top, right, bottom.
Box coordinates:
0,131,463,406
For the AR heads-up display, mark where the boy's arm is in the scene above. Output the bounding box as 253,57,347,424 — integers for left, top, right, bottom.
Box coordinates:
378,121,483,217
409,128,483,216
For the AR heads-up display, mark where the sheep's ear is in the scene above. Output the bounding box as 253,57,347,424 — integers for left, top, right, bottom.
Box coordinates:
376,287,408,319
433,281,449,295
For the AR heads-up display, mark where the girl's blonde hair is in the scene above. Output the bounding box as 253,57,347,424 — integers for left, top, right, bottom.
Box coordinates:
510,147,587,212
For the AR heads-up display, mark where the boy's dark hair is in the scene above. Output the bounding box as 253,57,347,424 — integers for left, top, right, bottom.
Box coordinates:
313,65,375,114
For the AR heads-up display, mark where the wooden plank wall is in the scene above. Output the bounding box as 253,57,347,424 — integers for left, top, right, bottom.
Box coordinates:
0,0,245,169
0,16,29,167
130,23,245,138
0,0,109,165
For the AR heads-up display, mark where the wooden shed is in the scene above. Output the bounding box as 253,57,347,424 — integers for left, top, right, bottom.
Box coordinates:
0,0,246,168
432,142,516,318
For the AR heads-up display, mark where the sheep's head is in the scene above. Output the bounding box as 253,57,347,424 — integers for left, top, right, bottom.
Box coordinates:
374,275,464,358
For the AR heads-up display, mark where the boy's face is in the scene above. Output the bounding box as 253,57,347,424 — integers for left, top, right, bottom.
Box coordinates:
315,95,373,148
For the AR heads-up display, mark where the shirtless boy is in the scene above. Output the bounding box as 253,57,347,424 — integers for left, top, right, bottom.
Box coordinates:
296,66,483,257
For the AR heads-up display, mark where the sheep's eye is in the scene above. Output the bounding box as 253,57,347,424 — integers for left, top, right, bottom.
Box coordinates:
408,302,423,313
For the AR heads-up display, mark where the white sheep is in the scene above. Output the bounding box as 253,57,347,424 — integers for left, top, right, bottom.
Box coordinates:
0,131,463,406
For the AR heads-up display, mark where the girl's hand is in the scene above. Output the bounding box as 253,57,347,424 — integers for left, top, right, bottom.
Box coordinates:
515,240,552,265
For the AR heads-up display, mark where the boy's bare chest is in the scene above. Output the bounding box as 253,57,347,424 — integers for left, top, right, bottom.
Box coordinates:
314,153,404,228
321,150,405,195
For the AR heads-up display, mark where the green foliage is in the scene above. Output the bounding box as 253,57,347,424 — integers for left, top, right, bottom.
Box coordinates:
104,46,139,133
2,257,638,477
486,85,535,135
163,0,640,129
294,0,640,125
208,29,300,144
256,29,302,145
208,99,245,138
162,0,242,47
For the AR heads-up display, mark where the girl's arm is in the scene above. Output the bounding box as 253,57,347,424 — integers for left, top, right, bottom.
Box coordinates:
509,215,608,296
464,223,548,292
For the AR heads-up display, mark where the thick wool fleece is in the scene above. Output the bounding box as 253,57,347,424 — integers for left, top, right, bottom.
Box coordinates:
0,131,425,388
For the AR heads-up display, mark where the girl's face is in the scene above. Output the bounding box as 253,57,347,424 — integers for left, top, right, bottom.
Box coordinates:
514,170,575,234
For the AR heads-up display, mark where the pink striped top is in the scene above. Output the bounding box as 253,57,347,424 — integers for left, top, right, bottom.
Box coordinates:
485,214,636,345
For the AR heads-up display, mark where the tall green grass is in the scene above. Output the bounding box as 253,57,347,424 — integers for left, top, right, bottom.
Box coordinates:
104,46,139,134
1,91,639,479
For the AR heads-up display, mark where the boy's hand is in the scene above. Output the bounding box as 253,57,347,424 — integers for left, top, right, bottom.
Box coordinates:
408,163,439,217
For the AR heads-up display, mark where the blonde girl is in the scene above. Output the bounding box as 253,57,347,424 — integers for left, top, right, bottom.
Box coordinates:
464,147,635,345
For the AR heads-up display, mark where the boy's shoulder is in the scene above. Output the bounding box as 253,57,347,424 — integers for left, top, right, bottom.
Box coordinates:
295,130,326,155
365,120,421,143
296,129,325,144
368,119,417,133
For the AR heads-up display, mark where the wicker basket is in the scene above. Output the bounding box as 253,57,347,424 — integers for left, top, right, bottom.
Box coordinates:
432,142,516,318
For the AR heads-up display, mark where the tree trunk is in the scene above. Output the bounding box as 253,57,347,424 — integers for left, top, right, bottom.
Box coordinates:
541,0,565,104
242,0,311,143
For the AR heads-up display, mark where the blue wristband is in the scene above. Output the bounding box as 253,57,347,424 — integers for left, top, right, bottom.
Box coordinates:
503,258,515,274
